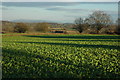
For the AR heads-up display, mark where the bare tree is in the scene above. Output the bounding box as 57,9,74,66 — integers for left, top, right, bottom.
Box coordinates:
74,18,84,33
87,11,112,33
74,11,112,34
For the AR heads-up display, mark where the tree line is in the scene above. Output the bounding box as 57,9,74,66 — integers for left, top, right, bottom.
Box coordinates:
2,22,49,33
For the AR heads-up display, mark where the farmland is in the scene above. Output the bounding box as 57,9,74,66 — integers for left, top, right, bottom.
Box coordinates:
2,34,120,78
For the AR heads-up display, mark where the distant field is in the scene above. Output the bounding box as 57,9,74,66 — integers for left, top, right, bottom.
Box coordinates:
2,34,120,78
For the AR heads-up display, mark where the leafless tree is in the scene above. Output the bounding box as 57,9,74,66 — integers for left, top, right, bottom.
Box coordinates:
74,18,85,33
75,11,112,34
87,11,112,33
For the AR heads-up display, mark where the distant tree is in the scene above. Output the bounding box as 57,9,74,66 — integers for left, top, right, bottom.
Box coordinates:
14,23,29,33
86,11,112,33
34,23,49,32
74,11,112,34
74,18,85,33
3,26,14,32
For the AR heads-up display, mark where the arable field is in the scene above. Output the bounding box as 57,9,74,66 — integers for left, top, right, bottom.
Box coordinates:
2,34,120,78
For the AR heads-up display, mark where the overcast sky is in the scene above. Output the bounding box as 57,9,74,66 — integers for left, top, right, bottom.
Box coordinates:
1,2,118,23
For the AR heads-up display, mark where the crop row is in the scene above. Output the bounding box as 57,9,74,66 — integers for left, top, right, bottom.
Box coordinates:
2,34,120,78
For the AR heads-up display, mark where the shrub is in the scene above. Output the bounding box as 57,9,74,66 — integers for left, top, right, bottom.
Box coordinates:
99,28,110,34
2,26,14,32
82,28,97,34
14,23,29,33
34,23,49,32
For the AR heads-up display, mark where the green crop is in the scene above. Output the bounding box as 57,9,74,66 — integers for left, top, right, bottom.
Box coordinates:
2,34,120,78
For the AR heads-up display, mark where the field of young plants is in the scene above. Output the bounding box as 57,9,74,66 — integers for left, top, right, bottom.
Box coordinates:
2,34,120,78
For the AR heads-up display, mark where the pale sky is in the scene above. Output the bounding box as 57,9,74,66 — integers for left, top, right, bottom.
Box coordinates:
2,0,120,2
1,2,118,23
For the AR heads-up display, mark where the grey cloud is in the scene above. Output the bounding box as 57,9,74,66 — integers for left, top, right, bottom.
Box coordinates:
2,2,80,8
46,7,93,12
64,15,88,18
47,7,118,14
47,7,118,18
0,5,9,10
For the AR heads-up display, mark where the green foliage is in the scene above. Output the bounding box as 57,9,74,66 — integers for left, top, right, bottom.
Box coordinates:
2,34,120,78
34,23,49,32
14,23,29,33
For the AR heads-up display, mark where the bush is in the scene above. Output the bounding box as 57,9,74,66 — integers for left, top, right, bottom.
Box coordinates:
2,26,14,32
99,28,109,34
99,26,117,34
82,28,97,34
14,23,29,33
34,23,49,32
